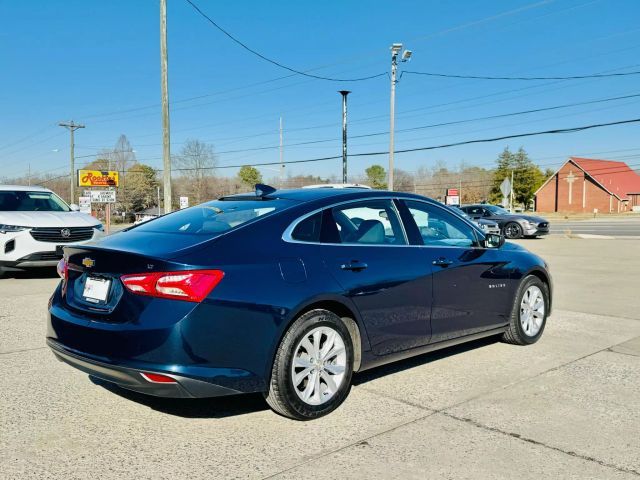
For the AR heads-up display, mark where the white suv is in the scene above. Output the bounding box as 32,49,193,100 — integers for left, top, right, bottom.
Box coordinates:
0,185,104,273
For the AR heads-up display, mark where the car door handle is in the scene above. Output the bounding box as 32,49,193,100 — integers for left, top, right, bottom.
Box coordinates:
432,257,454,267
341,261,368,271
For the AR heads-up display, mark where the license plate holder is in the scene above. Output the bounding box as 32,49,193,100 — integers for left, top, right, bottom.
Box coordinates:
83,277,111,303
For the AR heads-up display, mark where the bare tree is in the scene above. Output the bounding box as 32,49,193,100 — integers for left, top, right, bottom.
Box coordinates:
173,139,217,204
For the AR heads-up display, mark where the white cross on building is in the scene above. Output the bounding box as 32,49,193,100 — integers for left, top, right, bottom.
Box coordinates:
566,170,577,205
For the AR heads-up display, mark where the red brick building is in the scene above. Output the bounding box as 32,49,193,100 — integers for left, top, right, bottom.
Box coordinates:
535,157,640,213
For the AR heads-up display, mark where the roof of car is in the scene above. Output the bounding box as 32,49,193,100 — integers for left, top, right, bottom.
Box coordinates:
274,188,394,201
222,187,405,202
0,185,51,192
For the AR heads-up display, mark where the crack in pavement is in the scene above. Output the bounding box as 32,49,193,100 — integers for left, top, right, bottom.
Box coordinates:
607,348,640,358
260,409,440,480
262,330,640,479
0,346,47,356
440,411,640,477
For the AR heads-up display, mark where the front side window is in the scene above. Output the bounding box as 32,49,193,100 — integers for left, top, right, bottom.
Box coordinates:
485,205,510,215
403,200,477,248
463,206,485,216
327,200,406,245
0,190,70,212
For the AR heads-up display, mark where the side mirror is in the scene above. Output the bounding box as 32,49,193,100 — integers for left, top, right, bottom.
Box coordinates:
484,233,505,249
69,203,80,212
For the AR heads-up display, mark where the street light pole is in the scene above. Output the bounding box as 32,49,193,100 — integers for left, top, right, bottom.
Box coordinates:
339,90,351,184
388,43,411,191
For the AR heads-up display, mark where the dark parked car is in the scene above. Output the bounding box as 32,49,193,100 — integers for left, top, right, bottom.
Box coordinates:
48,187,552,420
459,204,550,239
451,207,501,235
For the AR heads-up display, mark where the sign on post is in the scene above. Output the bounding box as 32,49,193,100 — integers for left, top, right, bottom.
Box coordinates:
90,190,116,203
445,188,460,206
78,170,119,187
179,196,189,209
500,177,512,197
78,196,92,214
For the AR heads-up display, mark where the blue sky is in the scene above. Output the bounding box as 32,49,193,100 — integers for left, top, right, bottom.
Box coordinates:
1,0,640,182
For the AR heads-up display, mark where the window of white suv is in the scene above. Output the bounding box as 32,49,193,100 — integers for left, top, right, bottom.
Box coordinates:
0,191,70,212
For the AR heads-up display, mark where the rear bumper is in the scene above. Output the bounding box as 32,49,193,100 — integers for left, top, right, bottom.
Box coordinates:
47,338,243,398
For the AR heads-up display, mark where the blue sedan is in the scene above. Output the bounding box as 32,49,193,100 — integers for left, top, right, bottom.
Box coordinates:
47,186,552,420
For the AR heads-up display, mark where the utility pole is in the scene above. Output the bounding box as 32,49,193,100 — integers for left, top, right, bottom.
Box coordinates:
160,0,172,214
28,164,31,186
58,120,85,204
388,43,412,191
279,116,284,188
339,90,350,184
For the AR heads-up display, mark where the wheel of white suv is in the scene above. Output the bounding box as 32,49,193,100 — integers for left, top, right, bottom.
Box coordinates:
265,309,354,420
502,275,549,345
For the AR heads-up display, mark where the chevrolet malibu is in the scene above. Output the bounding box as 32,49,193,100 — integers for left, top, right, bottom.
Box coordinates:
47,186,552,420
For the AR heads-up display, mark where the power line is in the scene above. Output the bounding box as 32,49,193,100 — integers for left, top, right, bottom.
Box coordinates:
72,92,640,157
0,125,56,152
183,0,386,82
403,68,640,81
162,117,640,172
349,118,640,158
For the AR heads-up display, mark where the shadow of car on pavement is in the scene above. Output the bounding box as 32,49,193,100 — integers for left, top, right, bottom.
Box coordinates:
88,335,500,419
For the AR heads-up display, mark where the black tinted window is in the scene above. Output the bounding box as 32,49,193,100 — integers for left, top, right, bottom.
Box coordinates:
134,199,293,236
291,212,322,242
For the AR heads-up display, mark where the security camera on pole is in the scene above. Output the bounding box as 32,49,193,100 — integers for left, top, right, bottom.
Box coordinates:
388,43,412,191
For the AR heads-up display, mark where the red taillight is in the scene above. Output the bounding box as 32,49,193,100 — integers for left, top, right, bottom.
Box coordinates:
56,258,68,280
121,270,224,302
140,372,177,384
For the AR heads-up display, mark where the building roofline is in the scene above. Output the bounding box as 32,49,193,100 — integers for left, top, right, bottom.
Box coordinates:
534,157,625,201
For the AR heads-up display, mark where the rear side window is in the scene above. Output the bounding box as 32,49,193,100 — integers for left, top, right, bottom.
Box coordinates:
328,200,406,245
291,212,322,242
133,199,293,236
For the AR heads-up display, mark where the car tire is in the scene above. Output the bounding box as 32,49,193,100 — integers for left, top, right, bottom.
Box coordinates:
265,309,354,420
503,222,523,239
502,275,549,345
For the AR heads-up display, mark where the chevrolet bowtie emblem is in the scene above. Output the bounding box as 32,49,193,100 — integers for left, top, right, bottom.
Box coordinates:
82,257,95,268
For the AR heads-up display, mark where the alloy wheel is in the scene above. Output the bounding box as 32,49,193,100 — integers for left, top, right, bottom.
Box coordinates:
504,223,522,239
520,285,545,337
291,326,347,406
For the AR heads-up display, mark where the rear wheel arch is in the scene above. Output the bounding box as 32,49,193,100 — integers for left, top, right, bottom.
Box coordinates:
283,298,366,373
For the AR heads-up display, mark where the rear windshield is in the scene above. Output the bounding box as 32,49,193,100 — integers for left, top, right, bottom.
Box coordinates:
0,190,70,212
132,198,295,236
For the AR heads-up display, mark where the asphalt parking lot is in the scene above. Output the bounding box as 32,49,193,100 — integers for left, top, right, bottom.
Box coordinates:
1,235,639,479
